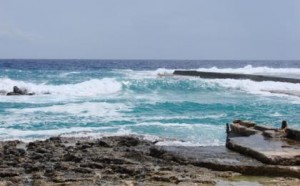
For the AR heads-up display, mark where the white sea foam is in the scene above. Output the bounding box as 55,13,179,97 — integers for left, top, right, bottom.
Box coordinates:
0,77,122,97
155,139,222,146
60,127,135,139
0,127,96,141
120,68,174,80
0,126,224,146
132,114,226,122
59,71,81,77
120,66,300,99
8,102,130,118
0,126,135,142
196,65,300,78
199,78,300,98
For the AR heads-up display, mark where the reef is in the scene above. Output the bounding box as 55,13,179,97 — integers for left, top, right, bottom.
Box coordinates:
173,70,300,84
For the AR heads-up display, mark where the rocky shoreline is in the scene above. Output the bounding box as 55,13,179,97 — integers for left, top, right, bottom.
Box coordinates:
0,135,300,186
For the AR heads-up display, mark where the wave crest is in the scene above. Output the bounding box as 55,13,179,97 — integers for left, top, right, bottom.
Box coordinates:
0,78,122,96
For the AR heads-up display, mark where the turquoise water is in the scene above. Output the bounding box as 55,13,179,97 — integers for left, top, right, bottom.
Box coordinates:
1,60,300,145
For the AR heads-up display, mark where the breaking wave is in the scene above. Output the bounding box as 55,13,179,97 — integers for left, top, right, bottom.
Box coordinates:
0,78,122,96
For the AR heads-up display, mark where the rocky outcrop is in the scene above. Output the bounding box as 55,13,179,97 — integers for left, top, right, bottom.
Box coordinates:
226,120,300,166
6,86,35,96
1,136,299,185
286,128,300,141
173,70,300,83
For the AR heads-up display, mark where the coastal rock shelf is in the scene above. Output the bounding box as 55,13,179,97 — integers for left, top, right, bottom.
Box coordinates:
0,135,300,185
226,120,300,166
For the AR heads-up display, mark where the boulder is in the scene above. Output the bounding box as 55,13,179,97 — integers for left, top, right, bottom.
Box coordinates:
13,86,26,94
286,128,300,141
230,124,258,136
6,86,35,96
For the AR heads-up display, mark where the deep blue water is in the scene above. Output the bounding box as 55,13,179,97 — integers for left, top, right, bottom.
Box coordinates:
1,59,300,70
1,59,300,145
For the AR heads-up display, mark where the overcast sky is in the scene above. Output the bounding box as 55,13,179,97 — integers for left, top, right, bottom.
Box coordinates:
0,0,299,60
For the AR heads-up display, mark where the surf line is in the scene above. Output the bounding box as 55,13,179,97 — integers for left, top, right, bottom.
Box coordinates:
173,70,300,84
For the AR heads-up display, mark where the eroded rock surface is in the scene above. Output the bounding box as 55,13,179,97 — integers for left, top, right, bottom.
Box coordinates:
227,120,300,166
0,136,299,185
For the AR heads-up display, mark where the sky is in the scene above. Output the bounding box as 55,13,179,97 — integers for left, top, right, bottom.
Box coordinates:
0,0,300,60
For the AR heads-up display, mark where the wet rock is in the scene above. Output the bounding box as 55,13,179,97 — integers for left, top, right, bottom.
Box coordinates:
27,142,38,150
29,152,44,160
233,120,256,127
263,130,286,138
54,162,72,171
286,128,300,141
226,134,300,166
80,162,104,169
0,171,19,177
6,86,35,96
63,153,82,162
72,167,93,174
117,136,141,147
111,165,138,176
152,174,179,184
96,140,110,147
92,157,133,165
230,123,258,136
3,148,25,157
13,86,25,94
49,136,62,142
36,148,49,154
1,135,300,185
149,146,166,158
24,162,45,173
227,120,300,166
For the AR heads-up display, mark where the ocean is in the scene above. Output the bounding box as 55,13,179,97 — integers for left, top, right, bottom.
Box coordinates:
1,59,300,145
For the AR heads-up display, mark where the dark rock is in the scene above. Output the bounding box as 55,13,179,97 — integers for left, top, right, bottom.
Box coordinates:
72,167,93,174
96,140,110,147
13,86,25,94
49,136,61,142
152,175,179,184
111,165,138,176
173,70,300,84
0,171,19,177
6,92,21,96
30,152,44,160
230,123,257,136
263,130,286,138
1,135,300,185
63,153,82,162
36,148,49,154
117,136,140,147
4,148,25,157
92,157,133,165
27,142,38,150
80,162,104,169
6,86,35,96
233,120,256,127
286,128,300,141
54,162,71,170
149,147,166,158
24,162,45,173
